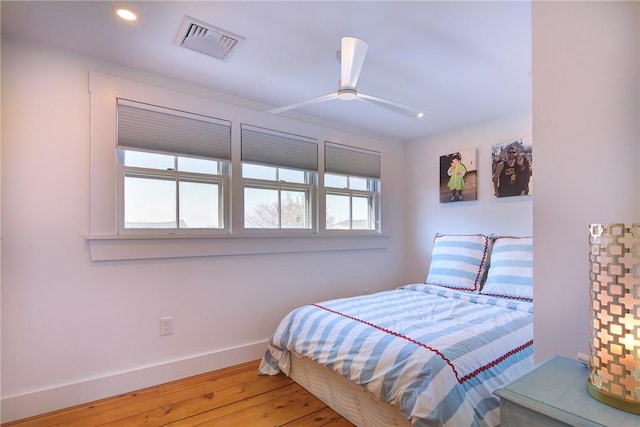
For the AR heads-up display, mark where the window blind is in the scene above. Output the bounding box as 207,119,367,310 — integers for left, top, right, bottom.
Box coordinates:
117,99,231,160
325,142,381,179
241,124,318,171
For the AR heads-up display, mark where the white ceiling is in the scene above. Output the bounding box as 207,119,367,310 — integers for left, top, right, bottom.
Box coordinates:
1,1,532,141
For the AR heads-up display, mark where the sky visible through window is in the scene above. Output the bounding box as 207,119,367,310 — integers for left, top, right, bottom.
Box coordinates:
122,152,373,229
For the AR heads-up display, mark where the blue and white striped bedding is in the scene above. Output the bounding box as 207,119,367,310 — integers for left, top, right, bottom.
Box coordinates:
259,284,533,427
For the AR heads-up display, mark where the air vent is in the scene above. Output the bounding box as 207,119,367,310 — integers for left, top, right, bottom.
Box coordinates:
175,16,245,60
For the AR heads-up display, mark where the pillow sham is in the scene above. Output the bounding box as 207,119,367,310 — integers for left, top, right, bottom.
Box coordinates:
424,233,491,292
481,236,533,301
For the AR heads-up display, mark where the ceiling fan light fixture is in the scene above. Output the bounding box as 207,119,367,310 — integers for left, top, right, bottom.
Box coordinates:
337,89,358,101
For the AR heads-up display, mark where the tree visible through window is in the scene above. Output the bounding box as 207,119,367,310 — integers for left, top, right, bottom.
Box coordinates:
244,190,308,229
242,163,313,229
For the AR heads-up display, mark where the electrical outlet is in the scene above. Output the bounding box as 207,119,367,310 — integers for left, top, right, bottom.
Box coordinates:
160,316,173,336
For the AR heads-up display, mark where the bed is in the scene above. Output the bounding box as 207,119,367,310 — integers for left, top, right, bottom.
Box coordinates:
258,234,534,427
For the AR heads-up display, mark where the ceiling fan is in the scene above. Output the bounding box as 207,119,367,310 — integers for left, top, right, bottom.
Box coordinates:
268,36,424,119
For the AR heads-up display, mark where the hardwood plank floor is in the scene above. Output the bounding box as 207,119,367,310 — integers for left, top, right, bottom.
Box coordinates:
2,360,355,427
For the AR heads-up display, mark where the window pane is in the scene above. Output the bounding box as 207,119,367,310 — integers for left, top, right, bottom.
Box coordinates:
124,176,176,228
352,196,374,230
349,177,368,191
178,157,220,174
243,163,277,180
179,181,220,228
281,190,308,228
278,168,306,184
325,174,347,189
124,150,174,170
326,194,350,229
244,187,279,228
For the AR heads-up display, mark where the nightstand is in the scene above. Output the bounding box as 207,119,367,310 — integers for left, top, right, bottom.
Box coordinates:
494,355,640,426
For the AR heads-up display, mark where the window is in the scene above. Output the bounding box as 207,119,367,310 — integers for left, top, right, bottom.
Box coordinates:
116,99,231,233
243,164,312,229
241,124,317,230
325,174,378,230
324,142,380,231
88,72,389,261
120,150,226,229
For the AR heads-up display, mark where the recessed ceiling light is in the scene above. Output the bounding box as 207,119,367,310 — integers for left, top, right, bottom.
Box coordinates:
116,8,137,22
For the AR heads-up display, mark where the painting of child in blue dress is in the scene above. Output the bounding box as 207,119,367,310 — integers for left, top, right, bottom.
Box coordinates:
439,149,478,203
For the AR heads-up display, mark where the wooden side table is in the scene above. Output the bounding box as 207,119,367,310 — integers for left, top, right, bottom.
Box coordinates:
494,355,640,426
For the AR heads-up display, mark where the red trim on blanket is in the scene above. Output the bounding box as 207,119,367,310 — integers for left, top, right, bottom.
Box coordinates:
459,339,534,383
312,303,533,384
313,303,463,378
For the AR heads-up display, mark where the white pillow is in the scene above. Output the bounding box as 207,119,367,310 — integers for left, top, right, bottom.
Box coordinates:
425,233,491,292
481,236,533,301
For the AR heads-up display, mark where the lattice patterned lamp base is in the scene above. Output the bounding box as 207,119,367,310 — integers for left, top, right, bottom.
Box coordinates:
588,223,640,414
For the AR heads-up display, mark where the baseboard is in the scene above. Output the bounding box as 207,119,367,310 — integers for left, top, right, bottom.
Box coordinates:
1,340,268,423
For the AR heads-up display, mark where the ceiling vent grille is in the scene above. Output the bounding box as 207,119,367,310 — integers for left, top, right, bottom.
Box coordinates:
175,16,245,61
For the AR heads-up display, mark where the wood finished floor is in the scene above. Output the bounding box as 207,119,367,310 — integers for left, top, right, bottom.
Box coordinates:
2,360,355,427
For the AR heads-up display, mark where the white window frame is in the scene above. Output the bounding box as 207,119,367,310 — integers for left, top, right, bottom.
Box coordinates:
242,166,315,232
240,124,318,235
114,98,231,235
117,150,228,235
323,142,381,234
325,176,380,231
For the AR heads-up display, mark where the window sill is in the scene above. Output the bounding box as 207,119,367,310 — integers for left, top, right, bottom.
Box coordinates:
86,234,390,261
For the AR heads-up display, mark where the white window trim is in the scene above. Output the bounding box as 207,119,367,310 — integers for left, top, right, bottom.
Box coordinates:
87,72,388,261
86,234,389,261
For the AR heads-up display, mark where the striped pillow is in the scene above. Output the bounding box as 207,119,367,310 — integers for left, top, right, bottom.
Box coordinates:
481,236,533,301
425,233,491,292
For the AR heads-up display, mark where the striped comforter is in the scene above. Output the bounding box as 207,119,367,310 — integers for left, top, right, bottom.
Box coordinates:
259,284,533,427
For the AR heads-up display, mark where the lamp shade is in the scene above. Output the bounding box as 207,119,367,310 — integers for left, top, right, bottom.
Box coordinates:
588,223,640,414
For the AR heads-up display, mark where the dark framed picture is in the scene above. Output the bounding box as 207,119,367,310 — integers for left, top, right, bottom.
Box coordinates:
491,138,533,198
439,149,478,203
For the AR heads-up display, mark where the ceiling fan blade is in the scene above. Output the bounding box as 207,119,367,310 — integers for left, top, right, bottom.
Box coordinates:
341,37,368,90
357,93,424,119
267,92,339,114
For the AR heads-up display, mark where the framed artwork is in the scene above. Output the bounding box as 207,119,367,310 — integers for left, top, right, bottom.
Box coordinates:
491,138,533,198
439,148,478,203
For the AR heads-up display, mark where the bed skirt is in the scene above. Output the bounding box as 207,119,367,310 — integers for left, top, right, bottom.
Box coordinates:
290,352,411,427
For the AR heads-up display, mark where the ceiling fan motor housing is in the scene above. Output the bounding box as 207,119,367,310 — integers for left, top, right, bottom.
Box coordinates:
337,88,358,101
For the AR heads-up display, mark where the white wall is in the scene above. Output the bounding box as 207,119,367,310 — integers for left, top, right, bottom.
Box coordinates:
532,1,640,363
0,38,408,422
404,111,533,282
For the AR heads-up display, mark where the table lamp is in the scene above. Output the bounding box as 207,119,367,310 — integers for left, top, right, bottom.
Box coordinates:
588,223,640,414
